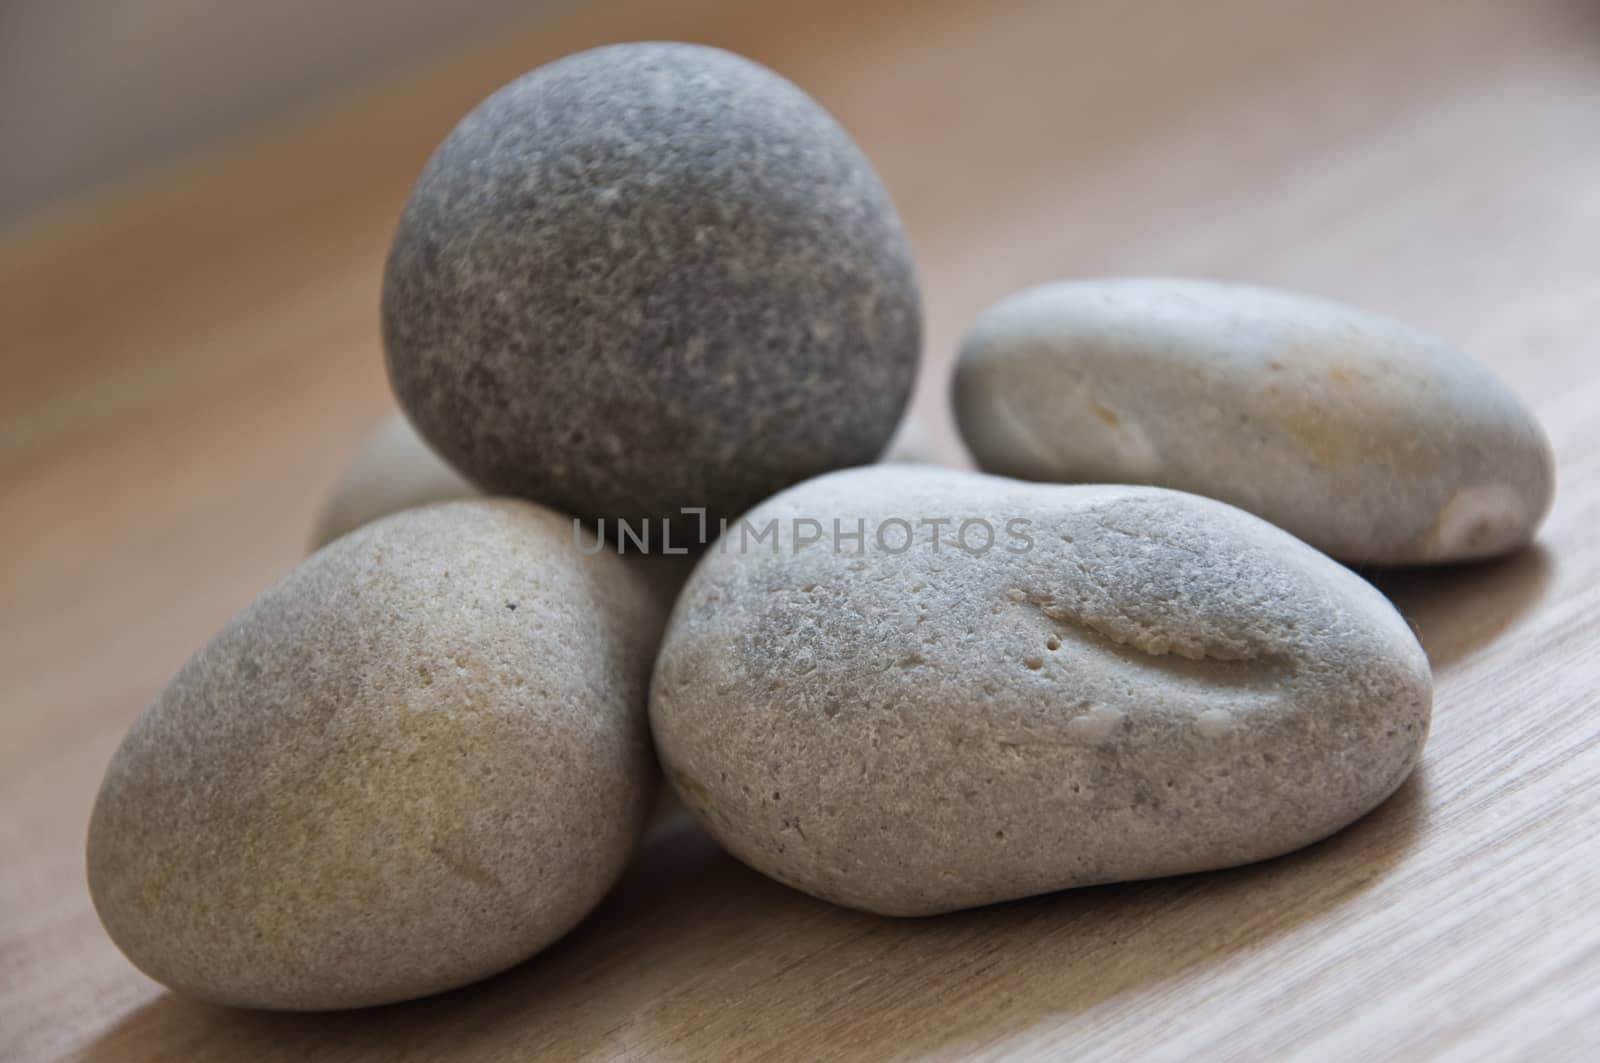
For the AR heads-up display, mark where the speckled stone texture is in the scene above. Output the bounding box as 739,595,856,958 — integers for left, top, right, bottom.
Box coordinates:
651,466,1432,916
383,42,922,535
953,278,1555,565
88,500,665,1009
312,412,477,548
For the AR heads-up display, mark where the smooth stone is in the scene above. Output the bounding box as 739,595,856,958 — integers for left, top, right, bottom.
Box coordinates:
650,466,1431,916
310,412,696,617
952,278,1555,564
88,500,664,1009
878,411,945,465
383,42,921,534
312,412,476,548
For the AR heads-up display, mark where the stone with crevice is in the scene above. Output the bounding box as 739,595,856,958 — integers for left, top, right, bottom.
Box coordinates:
650,466,1431,916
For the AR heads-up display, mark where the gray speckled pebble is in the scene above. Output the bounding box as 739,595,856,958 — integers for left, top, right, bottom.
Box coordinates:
88,500,664,1009
650,466,1431,916
953,278,1555,565
383,42,921,533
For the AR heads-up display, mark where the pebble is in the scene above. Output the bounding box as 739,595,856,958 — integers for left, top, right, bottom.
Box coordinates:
650,465,1431,916
952,278,1554,564
88,500,664,1008
309,411,697,613
383,42,921,535
311,412,476,548
879,412,946,465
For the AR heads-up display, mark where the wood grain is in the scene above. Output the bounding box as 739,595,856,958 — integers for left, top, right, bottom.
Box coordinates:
4,0,1599,1058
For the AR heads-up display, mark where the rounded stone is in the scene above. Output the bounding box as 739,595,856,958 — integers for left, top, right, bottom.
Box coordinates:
88,500,665,1009
308,413,696,616
383,42,922,532
650,465,1431,916
878,411,946,465
952,277,1554,565
312,412,477,548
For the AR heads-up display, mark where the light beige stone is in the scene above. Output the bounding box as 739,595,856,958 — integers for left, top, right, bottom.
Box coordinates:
88,500,664,1009
311,412,696,616
953,277,1555,564
878,411,944,465
312,412,478,549
650,466,1431,916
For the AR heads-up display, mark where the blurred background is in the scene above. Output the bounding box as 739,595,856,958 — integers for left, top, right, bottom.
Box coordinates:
0,0,577,224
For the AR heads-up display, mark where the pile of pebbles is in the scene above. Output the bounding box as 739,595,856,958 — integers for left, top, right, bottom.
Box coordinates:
87,42,1554,1010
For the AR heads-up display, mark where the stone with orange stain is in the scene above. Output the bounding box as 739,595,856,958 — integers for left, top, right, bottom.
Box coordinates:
953,277,1554,564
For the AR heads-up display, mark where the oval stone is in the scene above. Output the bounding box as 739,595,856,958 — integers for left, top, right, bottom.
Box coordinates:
650,466,1431,916
952,278,1554,564
88,500,664,1008
383,43,921,535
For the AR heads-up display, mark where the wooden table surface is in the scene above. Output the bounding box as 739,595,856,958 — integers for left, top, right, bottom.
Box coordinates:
4,0,1599,1058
